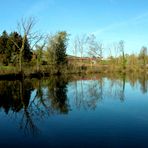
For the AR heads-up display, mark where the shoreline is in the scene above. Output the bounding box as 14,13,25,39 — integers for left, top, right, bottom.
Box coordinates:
0,68,147,80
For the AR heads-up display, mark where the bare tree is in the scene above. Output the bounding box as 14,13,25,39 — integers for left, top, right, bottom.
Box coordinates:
75,34,87,61
12,17,43,73
118,40,126,69
73,37,78,57
87,34,103,59
35,37,48,72
87,34,103,68
108,42,120,67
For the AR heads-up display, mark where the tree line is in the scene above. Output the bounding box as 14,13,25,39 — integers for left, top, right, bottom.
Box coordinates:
0,17,148,75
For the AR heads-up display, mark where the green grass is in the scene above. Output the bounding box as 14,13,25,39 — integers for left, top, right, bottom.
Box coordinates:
0,66,18,75
0,66,17,70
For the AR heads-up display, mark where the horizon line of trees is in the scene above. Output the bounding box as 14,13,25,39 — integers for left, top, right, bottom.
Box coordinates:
0,17,148,73
0,30,147,66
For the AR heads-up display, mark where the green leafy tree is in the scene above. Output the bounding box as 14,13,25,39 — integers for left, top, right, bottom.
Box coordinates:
0,31,8,53
47,31,68,66
7,32,22,65
0,31,32,66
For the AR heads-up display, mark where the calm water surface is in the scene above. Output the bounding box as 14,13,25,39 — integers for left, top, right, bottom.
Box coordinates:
0,74,148,148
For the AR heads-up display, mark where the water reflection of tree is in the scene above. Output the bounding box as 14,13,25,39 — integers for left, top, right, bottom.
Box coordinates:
0,81,22,113
31,76,69,116
138,74,148,94
19,79,40,136
47,76,69,114
0,76,69,136
107,74,125,102
0,80,39,136
87,78,104,109
72,77,104,110
0,80,34,113
0,73,148,136
119,74,125,101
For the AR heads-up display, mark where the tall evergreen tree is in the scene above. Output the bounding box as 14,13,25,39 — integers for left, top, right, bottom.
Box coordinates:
0,31,32,65
0,31,9,65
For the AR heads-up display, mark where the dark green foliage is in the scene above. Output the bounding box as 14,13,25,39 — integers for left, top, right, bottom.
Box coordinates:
0,31,9,65
23,37,32,62
0,31,32,66
7,32,22,65
0,31,8,54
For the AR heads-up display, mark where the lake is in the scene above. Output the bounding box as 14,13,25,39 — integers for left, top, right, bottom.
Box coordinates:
0,73,148,148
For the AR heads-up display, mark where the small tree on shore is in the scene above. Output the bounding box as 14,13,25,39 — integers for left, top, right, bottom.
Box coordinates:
118,40,126,69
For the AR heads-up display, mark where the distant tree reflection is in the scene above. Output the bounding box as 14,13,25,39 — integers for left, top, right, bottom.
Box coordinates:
139,74,148,94
119,74,125,101
72,77,104,110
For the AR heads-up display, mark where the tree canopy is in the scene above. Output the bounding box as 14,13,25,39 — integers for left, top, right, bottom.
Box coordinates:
47,31,68,66
0,31,32,65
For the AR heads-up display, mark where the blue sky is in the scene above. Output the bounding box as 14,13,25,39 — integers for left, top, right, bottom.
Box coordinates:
0,0,148,56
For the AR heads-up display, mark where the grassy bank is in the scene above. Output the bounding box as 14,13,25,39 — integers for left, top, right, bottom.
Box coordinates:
0,63,148,80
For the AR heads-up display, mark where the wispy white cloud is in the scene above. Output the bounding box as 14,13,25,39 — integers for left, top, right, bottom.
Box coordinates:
93,12,148,36
25,0,55,16
133,12,148,22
